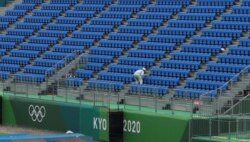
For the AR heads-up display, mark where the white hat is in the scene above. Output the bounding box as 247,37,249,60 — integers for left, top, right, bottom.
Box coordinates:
142,67,146,71
66,130,74,134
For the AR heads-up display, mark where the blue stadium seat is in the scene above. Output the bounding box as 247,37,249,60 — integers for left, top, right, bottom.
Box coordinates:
75,69,93,79
14,72,45,83
65,77,83,87
53,45,84,53
65,10,95,18
24,16,52,23
187,5,225,14
239,38,250,47
73,31,103,40
158,27,195,36
100,11,132,19
144,76,179,87
7,29,34,36
228,46,250,56
87,79,124,91
160,59,200,71
5,10,26,17
108,63,142,74
150,67,190,78
74,4,104,11
197,0,234,6
0,35,24,43
33,10,61,17
118,0,150,5
19,43,49,52
1,56,30,66
202,28,242,38
29,36,58,45
138,42,175,52
99,40,133,49
50,0,78,4
82,25,113,33
38,30,67,38
84,0,113,4
24,65,55,76
217,54,250,65
10,49,39,58
63,38,94,47
15,22,43,30
222,14,250,22
0,22,9,30
128,49,165,60
157,0,190,6
196,71,238,82
168,20,205,29
232,6,250,14
85,62,103,72
185,79,228,91
0,42,16,50
84,54,113,64
47,23,77,31
0,71,10,80
0,16,17,23
0,49,6,56
90,18,123,26
43,52,74,60
207,62,247,73
118,26,152,34
181,44,221,54
109,33,143,41
14,4,35,10
118,56,155,67
34,58,65,68
129,84,168,96
178,13,215,21
147,5,181,13
128,19,162,27
171,52,211,62
192,36,232,46
98,71,134,83
137,12,172,20
148,35,185,43
41,4,70,11
0,64,20,73
109,5,141,12
89,47,123,57
242,0,250,6
56,17,85,25
174,88,216,98
212,21,250,31
22,0,44,4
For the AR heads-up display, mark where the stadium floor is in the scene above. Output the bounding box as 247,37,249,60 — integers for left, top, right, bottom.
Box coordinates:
0,91,192,120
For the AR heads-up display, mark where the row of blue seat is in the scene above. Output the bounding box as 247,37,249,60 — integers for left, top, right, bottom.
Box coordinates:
82,25,113,33
187,6,225,14
38,30,67,38
197,0,234,6
84,0,113,5
138,42,175,52
147,5,181,13
150,67,189,78
212,21,250,30
222,14,250,22
14,4,35,10
84,54,113,64
10,49,39,58
5,10,26,17
0,64,19,73
109,5,141,12
109,33,143,41
24,65,55,76
242,0,250,6
63,38,94,47
118,0,150,5
118,56,154,67
207,62,247,73
144,76,179,87
50,0,78,4
128,19,162,27
137,12,172,20
89,47,123,57
100,11,132,19
160,59,200,71
14,72,45,83
43,52,74,60
90,18,123,26
202,29,242,38
171,52,211,62
53,45,84,53
0,49,6,56
99,40,133,49
56,17,86,25
16,22,43,30
196,71,238,82
65,10,95,18
174,88,216,98
0,71,10,80
229,46,250,56
47,23,77,31
73,31,103,40
129,84,168,96
0,42,15,50
87,79,123,91
182,44,221,54
22,0,44,4
74,4,104,11
192,36,232,46
7,29,34,36
98,71,133,83
158,27,195,36
0,16,17,23
29,36,58,45
65,77,83,87
20,43,49,52
41,4,70,11
185,79,228,91
34,59,65,68
232,6,250,14
75,69,93,79
239,38,250,47
128,49,165,59
0,35,24,43
118,26,152,34
148,35,185,43
178,13,215,21
218,54,250,65
157,0,190,6
108,63,142,74
2,56,29,66
0,22,8,30
33,10,61,17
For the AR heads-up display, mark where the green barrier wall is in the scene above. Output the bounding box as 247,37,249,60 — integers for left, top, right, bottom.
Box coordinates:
2,96,190,142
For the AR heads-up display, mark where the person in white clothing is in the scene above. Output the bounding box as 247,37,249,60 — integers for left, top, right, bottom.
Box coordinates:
133,68,146,84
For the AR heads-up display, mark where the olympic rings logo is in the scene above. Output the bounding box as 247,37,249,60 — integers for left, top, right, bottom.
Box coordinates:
28,105,46,123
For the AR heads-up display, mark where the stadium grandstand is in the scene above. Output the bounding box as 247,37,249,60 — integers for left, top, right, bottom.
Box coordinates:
0,0,250,141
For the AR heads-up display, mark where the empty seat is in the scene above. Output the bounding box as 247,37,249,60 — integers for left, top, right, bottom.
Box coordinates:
14,72,45,83
56,17,85,25
43,52,74,60
10,49,39,58
1,56,30,66
174,88,216,98
158,27,195,36
14,4,35,10
5,10,26,17
73,31,103,39
118,0,150,5
192,36,232,46
0,35,24,43
47,23,77,31
147,5,181,13
53,45,84,53
242,0,250,6
24,65,55,76
144,76,179,87
99,40,133,49
202,28,242,38
0,16,17,23
157,0,190,6
0,42,16,50
100,11,132,19
150,67,189,78
182,44,221,54
74,4,104,11
34,58,65,68
222,14,250,22
84,0,113,4
178,13,215,21
239,38,250,47
109,33,143,41
98,71,133,83
85,54,113,64
50,0,78,4
65,77,83,87
82,25,113,33
187,5,225,14
89,47,123,57
232,6,250,14
65,10,95,18
197,0,234,6
75,69,93,79
0,22,9,30
38,30,67,38
207,62,246,73
7,29,34,36
29,36,58,45
137,12,172,20
0,64,20,73
87,79,124,91
171,52,211,62
168,20,205,29
129,84,168,96
33,10,61,17
108,63,142,74
196,71,238,82
148,35,185,43
109,5,141,12
228,46,250,56
128,49,165,60
24,16,51,23
217,54,250,65
41,4,70,11
128,19,162,27
185,79,228,91
85,62,103,72
19,43,49,52
118,56,155,67
160,59,200,71
0,71,10,80
22,0,44,4
138,42,175,52
212,21,250,31
15,22,43,30
63,38,94,47
90,18,123,26
118,26,152,34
